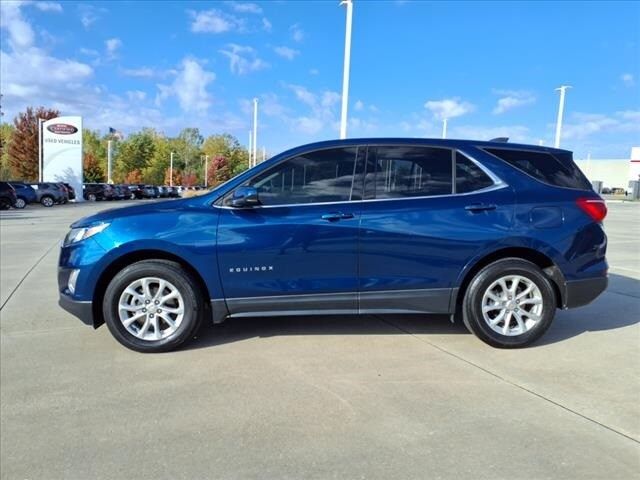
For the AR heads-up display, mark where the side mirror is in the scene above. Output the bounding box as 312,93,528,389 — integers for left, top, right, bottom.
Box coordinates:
231,186,259,207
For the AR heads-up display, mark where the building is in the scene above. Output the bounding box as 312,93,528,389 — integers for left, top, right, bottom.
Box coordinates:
574,147,640,190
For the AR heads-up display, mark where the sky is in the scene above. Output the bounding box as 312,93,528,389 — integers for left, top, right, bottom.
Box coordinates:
1,0,639,159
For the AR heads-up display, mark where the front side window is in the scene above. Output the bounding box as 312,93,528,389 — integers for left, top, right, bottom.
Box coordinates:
246,147,359,206
456,152,494,193
367,146,453,199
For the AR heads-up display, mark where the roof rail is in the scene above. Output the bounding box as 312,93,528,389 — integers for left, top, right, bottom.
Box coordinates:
489,137,509,143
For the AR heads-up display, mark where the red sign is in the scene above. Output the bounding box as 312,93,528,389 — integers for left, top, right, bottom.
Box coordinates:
46,123,78,135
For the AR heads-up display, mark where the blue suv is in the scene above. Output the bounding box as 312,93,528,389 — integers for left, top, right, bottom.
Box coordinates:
58,139,608,352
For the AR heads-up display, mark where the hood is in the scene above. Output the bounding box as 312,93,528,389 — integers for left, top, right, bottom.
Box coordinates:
71,198,200,228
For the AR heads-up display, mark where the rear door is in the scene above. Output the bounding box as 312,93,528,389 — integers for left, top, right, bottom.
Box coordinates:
216,146,365,315
358,146,515,314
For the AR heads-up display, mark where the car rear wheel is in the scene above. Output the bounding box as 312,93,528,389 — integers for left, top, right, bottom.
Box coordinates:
40,195,54,207
87,193,97,201
462,258,556,348
103,260,204,353
14,197,26,209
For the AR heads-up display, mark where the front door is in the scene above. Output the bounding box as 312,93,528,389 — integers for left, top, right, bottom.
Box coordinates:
216,146,364,315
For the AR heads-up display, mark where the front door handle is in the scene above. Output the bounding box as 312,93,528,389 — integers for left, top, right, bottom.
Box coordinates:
321,212,354,221
465,203,497,212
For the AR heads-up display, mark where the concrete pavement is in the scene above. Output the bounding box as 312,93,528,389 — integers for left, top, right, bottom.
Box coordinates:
1,200,638,479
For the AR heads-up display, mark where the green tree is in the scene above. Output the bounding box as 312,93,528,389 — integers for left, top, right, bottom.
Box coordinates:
202,134,249,182
8,106,59,181
0,123,15,180
114,128,156,182
142,134,172,185
174,128,204,177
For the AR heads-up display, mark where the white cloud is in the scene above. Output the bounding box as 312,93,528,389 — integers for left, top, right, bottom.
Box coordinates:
105,37,121,57
0,1,35,49
156,58,215,113
34,2,62,12
354,100,364,111
283,83,341,135
121,66,156,78
309,68,319,76
273,45,299,60
79,47,98,56
126,90,147,102
289,23,304,42
562,111,640,140
78,4,104,29
321,91,340,108
424,97,475,120
296,116,324,135
621,73,635,87
451,125,530,143
262,17,272,32
189,9,241,33
492,89,536,115
227,2,262,14
219,44,268,75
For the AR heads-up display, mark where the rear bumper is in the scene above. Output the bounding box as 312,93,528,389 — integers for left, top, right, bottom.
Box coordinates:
59,293,94,326
564,276,608,309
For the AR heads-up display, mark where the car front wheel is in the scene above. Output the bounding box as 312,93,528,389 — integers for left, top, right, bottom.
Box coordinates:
15,197,26,209
40,195,54,207
103,260,203,353
462,258,556,348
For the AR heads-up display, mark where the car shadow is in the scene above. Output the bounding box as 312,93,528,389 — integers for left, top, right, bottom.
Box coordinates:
183,273,639,351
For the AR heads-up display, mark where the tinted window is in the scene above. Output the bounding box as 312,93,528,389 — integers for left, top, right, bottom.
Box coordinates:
247,147,359,206
485,148,591,190
456,153,494,193
367,146,452,199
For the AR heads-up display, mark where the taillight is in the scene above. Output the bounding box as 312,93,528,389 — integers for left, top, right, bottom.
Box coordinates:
577,197,607,222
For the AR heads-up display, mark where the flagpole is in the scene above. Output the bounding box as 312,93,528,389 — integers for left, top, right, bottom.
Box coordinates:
38,118,43,182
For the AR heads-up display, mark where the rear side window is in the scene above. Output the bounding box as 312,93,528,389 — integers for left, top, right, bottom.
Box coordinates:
247,147,360,206
367,146,453,199
456,153,494,193
485,148,591,190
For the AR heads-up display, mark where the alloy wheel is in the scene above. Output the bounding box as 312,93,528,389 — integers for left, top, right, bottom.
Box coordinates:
481,275,544,336
118,277,185,341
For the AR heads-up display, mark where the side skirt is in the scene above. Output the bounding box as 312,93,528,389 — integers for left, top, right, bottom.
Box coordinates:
211,288,455,324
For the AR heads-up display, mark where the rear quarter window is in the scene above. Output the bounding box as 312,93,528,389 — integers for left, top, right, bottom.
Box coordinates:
484,148,592,190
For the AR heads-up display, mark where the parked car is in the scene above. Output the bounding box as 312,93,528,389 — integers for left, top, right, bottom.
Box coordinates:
167,186,180,198
58,138,608,353
141,185,158,199
56,183,70,204
124,184,142,200
9,182,37,209
601,187,612,195
83,183,114,201
29,182,66,207
157,186,169,198
62,183,76,201
0,181,17,209
112,185,126,200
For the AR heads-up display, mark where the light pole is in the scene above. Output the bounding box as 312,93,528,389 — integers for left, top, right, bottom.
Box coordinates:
554,85,571,148
204,155,209,187
248,130,253,167
169,152,174,187
252,98,258,168
441,118,448,139
38,118,44,182
339,0,353,140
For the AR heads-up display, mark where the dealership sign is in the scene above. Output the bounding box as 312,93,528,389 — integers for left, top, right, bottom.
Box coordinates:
42,116,84,202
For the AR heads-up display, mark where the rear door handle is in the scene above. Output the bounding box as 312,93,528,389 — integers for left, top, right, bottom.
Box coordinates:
465,203,497,212
321,212,354,221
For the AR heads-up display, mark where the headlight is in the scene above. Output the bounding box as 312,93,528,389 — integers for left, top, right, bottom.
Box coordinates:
63,223,110,246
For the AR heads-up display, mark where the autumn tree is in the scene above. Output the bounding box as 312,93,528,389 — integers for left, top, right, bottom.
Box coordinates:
124,169,143,184
206,156,230,187
0,123,15,180
8,107,59,181
83,152,105,182
202,134,249,181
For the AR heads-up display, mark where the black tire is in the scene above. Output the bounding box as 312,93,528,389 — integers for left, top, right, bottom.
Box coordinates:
462,258,556,348
87,193,97,201
103,260,204,353
14,197,27,209
0,198,10,210
40,195,54,207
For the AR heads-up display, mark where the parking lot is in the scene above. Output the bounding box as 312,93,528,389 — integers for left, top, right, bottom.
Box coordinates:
1,200,638,479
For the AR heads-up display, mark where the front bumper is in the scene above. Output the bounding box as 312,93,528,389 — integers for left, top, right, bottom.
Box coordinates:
59,292,94,326
565,276,608,309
